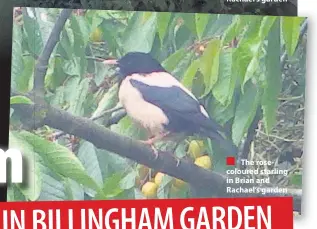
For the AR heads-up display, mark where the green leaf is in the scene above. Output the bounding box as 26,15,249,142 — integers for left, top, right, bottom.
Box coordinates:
58,28,74,59
94,62,110,86
240,16,263,41
11,24,24,92
235,43,254,87
262,19,282,133
6,187,15,201
258,16,277,39
119,171,137,190
19,56,35,92
37,161,68,200
61,77,81,103
157,12,171,44
11,41,35,92
66,179,85,200
232,83,261,146
45,57,67,91
77,141,103,188
171,52,195,80
111,116,145,140
95,173,124,199
208,97,236,126
34,8,56,46
174,142,188,158
90,15,103,32
19,131,101,192
90,84,119,120
70,14,91,52
22,9,43,56
290,173,302,186
204,14,233,38
181,59,200,88
157,175,173,199
62,57,81,76
199,39,221,96
9,131,41,201
212,49,237,106
237,16,277,87
195,14,209,40
221,16,239,46
282,17,305,57
142,12,154,23
10,95,33,105
7,185,26,202
100,25,121,55
67,78,91,116
123,12,157,53
181,13,196,36
161,48,187,72
49,87,65,108
95,148,129,178
243,51,260,86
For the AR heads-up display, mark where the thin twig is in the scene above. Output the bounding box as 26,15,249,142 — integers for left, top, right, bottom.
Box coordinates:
256,130,303,142
33,9,72,94
86,56,107,62
90,105,124,121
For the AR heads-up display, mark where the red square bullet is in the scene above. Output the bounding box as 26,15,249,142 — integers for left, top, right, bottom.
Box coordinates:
226,156,235,166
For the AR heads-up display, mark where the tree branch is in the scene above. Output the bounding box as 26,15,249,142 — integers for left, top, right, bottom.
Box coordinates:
12,101,301,211
33,9,72,95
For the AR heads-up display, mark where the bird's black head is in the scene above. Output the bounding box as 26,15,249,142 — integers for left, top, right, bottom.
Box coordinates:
116,52,167,79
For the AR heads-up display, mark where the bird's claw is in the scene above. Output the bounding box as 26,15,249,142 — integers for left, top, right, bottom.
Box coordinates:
140,139,155,145
151,145,159,160
139,139,160,160
139,138,180,164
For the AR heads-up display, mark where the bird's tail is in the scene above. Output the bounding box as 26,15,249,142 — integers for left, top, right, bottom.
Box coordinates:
202,129,238,157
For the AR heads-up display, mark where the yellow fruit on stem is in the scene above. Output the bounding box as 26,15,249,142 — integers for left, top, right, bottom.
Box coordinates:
141,182,158,198
154,172,165,186
188,140,204,159
90,27,103,42
194,155,212,170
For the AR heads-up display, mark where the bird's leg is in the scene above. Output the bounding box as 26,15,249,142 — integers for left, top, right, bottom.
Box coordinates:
139,137,159,159
140,131,170,145
141,133,182,166
139,132,170,159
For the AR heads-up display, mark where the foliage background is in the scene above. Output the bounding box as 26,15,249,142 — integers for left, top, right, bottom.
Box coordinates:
12,0,297,16
8,8,306,202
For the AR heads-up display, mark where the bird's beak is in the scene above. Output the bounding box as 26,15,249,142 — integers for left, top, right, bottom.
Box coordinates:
103,59,118,65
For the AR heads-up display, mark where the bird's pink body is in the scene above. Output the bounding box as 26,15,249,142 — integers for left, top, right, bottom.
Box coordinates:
118,72,209,137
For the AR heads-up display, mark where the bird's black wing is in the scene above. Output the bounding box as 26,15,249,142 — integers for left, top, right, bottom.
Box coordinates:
129,79,225,133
